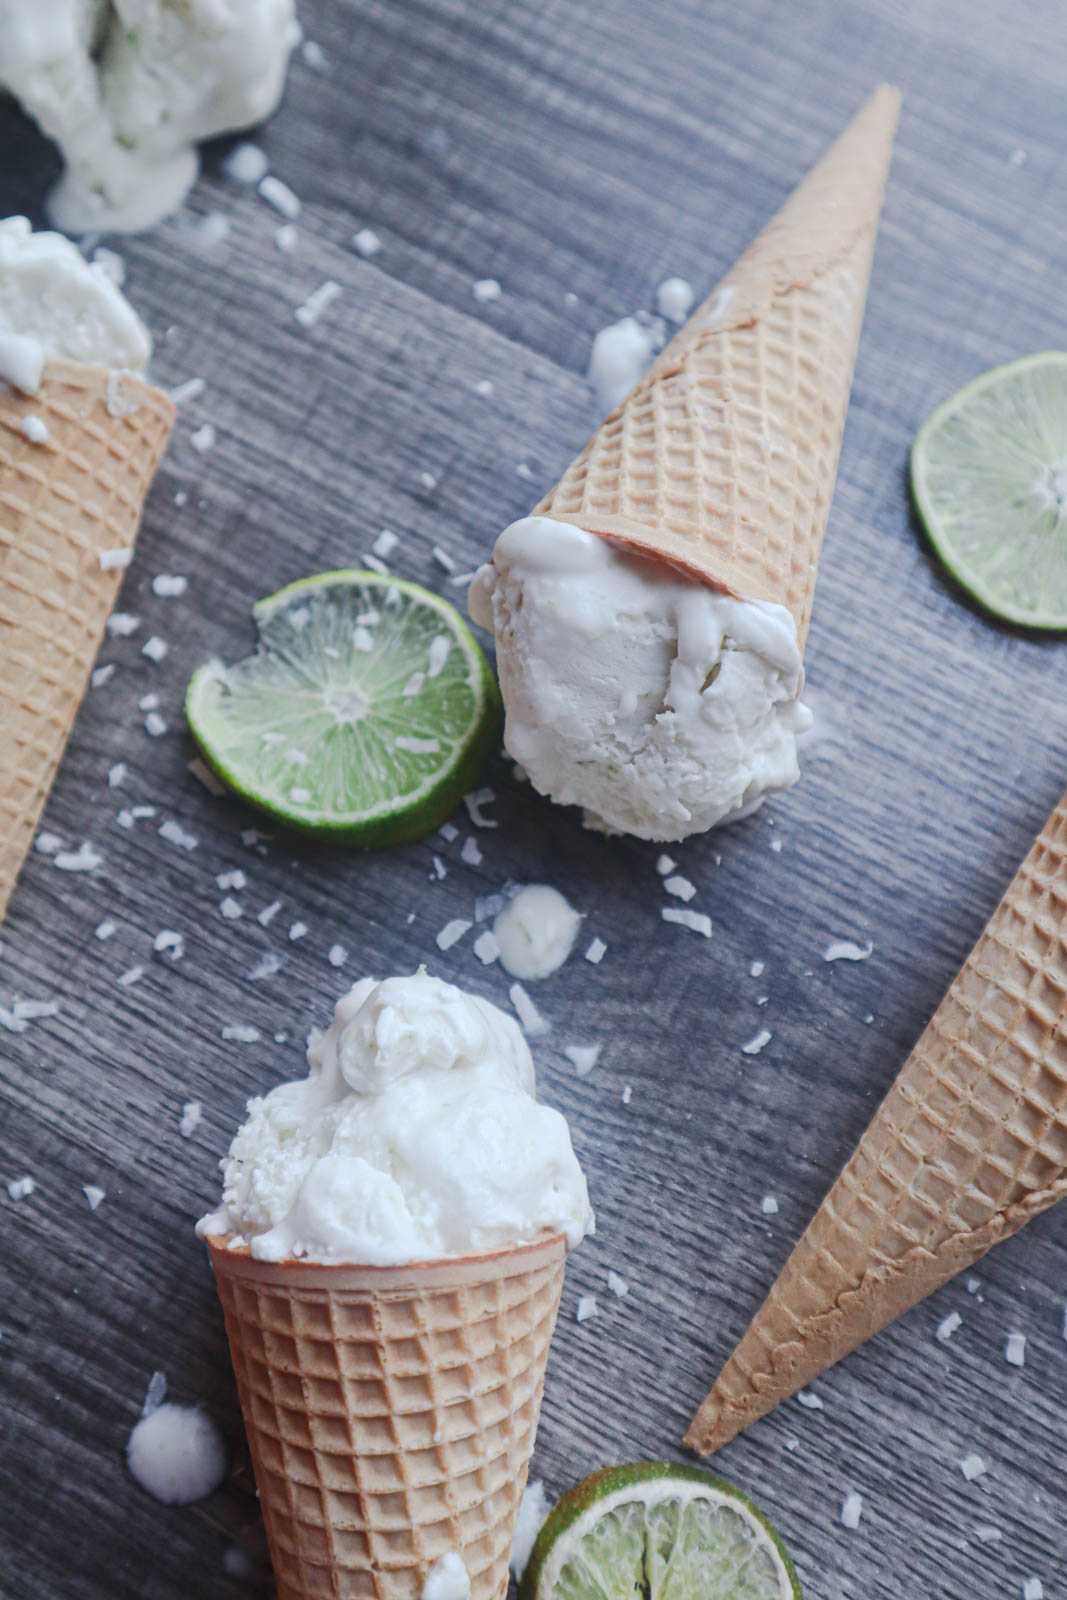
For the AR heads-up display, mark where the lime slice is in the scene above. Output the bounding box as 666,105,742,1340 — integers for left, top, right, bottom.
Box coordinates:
186,570,501,846
911,352,1067,628
521,1462,800,1600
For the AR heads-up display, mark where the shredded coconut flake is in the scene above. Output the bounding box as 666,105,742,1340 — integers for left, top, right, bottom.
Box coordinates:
169,377,205,405
473,930,500,966
564,1043,600,1076
576,1294,598,1323
352,227,382,257
840,1492,863,1530
221,1025,260,1043
936,1312,962,1343
54,842,103,872
510,982,548,1036
83,1184,105,1211
473,278,502,303
144,712,168,737
159,820,197,850
824,939,874,963
189,423,215,454
106,612,140,636
461,836,482,866
585,936,607,964
153,930,184,959
662,907,712,937
656,854,676,875
91,665,116,688
663,875,696,902
107,762,127,788
464,788,497,828
436,919,471,952
95,919,117,941
295,280,342,328
142,636,168,663
432,545,456,572
373,529,398,558
1022,1580,1043,1600
328,944,348,969
289,922,308,942
1005,1332,1026,1367
741,1028,773,1056
439,823,459,843
796,1390,823,1411
118,965,144,988
179,1101,203,1136
607,1270,629,1297
761,1195,779,1216
99,547,133,571
152,574,188,597
960,1453,987,1481
259,175,301,218
258,901,282,927
219,897,243,921
7,1175,35,1200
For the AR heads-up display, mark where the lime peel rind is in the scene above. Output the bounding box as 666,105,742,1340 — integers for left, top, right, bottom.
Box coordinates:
520,1460,800,1600
911,352,1067,631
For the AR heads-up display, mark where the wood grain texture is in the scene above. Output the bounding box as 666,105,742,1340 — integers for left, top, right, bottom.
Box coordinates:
2,3,1067,1598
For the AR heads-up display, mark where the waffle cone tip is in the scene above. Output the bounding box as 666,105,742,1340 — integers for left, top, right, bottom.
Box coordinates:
685,784,1067,1456
535,85,901,644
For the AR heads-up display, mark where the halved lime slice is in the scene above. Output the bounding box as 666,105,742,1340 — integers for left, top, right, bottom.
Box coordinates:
186,571,501,846
521,1462,800,1600
911,352,1067,628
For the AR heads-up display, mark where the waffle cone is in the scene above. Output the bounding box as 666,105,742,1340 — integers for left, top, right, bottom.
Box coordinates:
207,1232,567,1600
0,359,174,920
535,85,900,646
686,786,1067,1455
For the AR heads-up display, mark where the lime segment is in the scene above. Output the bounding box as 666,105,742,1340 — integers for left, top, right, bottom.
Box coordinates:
911,352,1067,629
186,570,500,846
522,1463,800,1600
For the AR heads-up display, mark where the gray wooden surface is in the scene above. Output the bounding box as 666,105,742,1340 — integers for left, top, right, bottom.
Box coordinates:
3,2,1067,1597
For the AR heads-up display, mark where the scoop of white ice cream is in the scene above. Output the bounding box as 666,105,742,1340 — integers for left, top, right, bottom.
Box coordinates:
0,0,295,234
469,517,811,842
0,216,151,392
197,972,593,1265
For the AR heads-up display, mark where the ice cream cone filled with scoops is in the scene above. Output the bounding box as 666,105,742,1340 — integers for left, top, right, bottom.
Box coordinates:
470,86,900,842
0,217,175,920
199,973,593,1600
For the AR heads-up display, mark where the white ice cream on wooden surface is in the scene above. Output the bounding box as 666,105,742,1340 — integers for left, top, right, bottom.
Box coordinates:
494,884,581,980
198,972,594,1264
470,517,811,842
0,0,295,234
0,216,151,392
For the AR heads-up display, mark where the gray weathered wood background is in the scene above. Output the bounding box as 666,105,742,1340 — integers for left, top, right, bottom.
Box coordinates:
3,2,1067,1596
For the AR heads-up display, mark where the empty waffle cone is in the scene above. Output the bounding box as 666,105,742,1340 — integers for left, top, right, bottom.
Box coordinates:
536,85,900,647
686,785,1067,1455
0,359,174,920
207,1232,567,1600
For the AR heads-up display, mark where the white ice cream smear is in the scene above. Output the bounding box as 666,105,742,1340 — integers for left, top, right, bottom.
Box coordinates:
421,1553,470,1600
197,972,593,1264
470,517,811,842
126,1403,227,1504
493,885,581,981
0,1,295,234
510,1481,551,1578
587,315,663,414
0,216,150,393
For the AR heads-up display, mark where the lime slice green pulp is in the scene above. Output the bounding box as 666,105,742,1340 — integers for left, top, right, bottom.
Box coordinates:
185,570,501,846
521,1463,800,1600
911,352,1067,628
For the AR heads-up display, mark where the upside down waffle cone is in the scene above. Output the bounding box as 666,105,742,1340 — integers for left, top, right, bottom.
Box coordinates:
207,1232,567,1600
686,786,1067,1455
535,85,900,647
0,359,174,920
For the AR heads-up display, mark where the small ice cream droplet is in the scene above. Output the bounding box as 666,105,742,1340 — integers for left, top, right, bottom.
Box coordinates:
421,1552,471,1600
494,885,581,981
126,1403,227,1504
656,277,695,323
